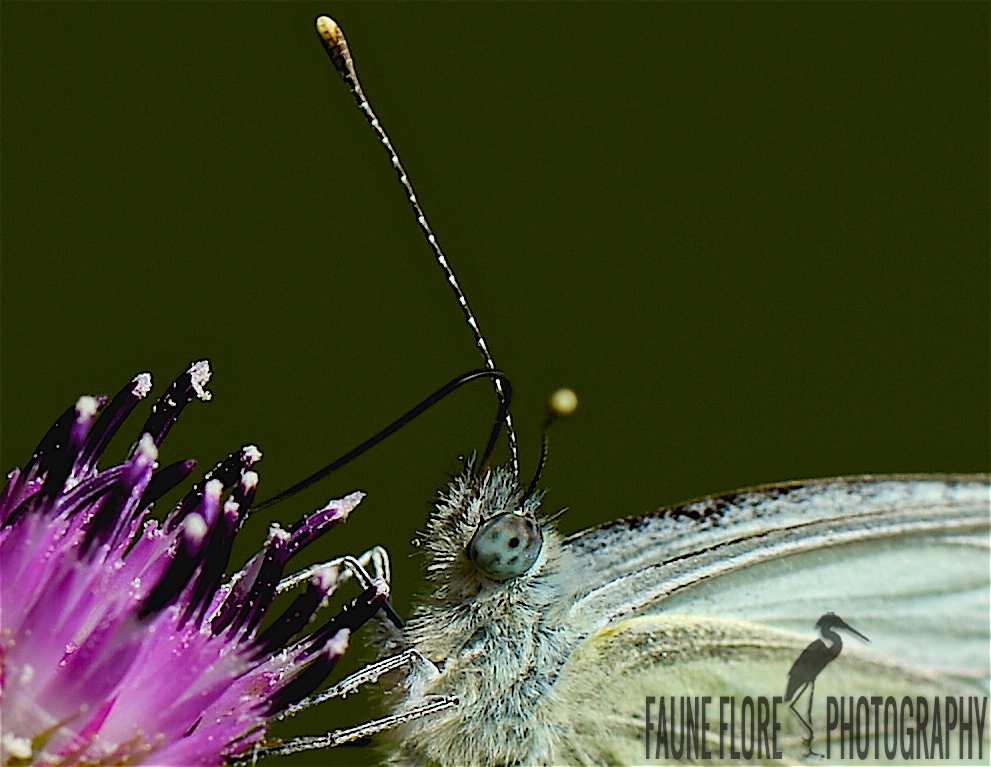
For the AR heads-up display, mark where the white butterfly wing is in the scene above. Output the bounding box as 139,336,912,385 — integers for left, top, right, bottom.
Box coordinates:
553,614,984,765
563,476,989,669
551,476,990,763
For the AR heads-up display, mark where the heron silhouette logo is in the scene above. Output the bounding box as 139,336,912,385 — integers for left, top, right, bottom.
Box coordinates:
785,612,870,756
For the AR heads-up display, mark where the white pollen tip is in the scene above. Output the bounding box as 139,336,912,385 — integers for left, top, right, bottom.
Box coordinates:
132,372,153,398
325,628,351,658
315,15,341,43
241,471,259,492
321,490,365,521
2,735,32,761
75,395,101,420
184,513,209,545
550,388,579,417
135,433,159,463
204,478,224,503
242,444,263,465
269,524,291,543
188,360,213,401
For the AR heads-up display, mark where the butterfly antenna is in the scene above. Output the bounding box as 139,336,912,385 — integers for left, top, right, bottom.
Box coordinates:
521,388,578,501
256,370,511,510
316,15,519,480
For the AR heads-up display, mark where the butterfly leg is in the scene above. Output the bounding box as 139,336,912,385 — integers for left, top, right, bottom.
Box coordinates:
276,647,433,720
235,693,459,761
278,545,391,593
278,545,403,627
251,650,451,760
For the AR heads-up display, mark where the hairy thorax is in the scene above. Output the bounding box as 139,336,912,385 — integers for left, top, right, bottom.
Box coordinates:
384,530,583,766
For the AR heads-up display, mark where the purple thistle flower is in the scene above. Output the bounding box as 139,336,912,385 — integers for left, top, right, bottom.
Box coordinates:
0,361,388,766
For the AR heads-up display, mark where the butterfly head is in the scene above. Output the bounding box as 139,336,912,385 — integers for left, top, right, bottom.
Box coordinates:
421,389,578,596
420,465,561,600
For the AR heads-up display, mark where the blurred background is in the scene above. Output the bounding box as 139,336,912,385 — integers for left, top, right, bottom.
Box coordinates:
3,3,987,765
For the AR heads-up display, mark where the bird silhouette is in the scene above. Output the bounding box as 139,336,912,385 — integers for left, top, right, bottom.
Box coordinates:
785,612,869,756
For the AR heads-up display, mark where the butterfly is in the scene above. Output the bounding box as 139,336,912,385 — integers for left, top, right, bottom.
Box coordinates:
373,471,989,765
244,16,991,766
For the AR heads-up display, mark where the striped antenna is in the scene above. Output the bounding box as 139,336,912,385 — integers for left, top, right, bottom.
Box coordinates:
315,15,519,478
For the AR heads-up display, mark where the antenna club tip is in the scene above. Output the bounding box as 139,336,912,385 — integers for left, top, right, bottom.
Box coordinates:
315,15,341,43
549,388,578,417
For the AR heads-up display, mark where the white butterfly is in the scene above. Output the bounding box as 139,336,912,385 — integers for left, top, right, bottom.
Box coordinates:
249,17,991,766
267,461,989,764
372,469,989,765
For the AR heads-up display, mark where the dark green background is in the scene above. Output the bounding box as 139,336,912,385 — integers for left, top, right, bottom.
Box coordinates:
2,3,988,765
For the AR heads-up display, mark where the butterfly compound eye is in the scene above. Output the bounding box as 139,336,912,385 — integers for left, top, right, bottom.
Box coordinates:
467,513,542,581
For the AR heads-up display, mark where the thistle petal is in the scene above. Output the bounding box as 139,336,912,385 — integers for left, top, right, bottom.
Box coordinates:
0,363,386,766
